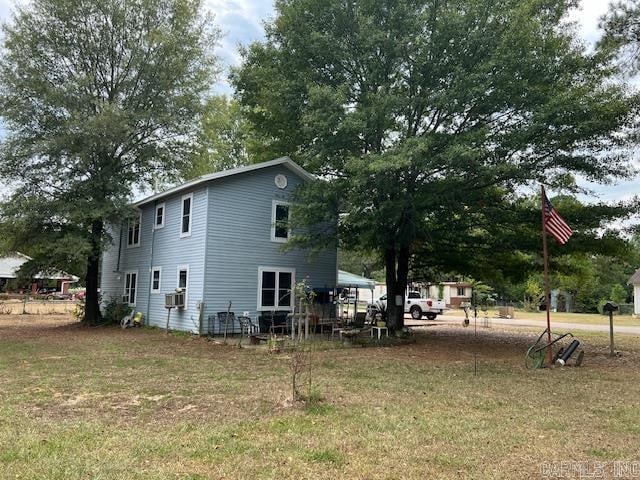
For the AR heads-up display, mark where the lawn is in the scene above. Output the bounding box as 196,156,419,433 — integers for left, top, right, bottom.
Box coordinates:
1,314,639,479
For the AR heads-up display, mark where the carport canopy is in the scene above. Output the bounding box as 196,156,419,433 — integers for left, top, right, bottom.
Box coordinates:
337,270,376,319
338,270,375,290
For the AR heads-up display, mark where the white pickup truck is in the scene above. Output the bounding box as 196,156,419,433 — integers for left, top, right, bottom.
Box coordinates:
375,291,447,320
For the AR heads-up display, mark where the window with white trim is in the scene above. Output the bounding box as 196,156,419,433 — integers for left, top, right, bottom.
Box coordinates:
154,203,165,229
457,286,465,297
151,267,162,293
177,265,189,306
180,194,193,237
258,267,295,310
127,213,141,247
271,200,290,242
123,271,138,305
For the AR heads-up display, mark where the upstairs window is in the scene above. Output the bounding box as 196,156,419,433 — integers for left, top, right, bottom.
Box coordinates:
181,194,193,237
123,271,138,305
258,267,294,310
271,201,290,242
127,213,141,247
155,203,165,229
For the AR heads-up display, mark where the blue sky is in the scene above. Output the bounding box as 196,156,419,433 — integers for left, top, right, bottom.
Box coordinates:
0,0,636,202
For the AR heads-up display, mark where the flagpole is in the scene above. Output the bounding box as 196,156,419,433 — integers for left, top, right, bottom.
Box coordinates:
541,185,553,367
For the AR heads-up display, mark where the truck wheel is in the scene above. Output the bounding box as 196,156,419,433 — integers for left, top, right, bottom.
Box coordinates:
410,306,422,319
426,313,437,320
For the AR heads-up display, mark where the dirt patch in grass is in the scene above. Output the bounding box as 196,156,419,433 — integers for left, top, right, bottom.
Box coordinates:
0,314,80,340
1,314,639,479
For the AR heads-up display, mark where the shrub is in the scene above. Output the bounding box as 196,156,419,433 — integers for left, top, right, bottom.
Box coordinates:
102,296,132,324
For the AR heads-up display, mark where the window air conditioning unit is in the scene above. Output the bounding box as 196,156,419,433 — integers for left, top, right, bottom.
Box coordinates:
165,290,185,309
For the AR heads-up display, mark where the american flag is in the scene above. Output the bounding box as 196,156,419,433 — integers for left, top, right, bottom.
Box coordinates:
543,190,573,245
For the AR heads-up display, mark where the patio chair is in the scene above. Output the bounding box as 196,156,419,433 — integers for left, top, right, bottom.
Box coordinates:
217,311,238,335
237,316,259,336
353,312,366,328
331,317,345,339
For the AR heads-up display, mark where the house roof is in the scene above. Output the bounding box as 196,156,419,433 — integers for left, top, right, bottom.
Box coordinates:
338,270,376,290
629,268,640,285
134,157,315,207
0,253,31,278
0,253,79,281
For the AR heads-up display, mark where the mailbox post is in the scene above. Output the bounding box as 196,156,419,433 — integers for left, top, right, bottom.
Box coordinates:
602,302,618,357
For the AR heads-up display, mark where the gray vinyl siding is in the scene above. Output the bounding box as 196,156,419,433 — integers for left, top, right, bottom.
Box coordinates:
100,188,208,332
202,165,337,327
138,187,208,332
99,226,124,305
99,163,336,333
115,206,153,315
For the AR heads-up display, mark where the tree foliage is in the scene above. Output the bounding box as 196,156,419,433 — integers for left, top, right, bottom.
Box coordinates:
0,0,218,322
234,0,637,330
183,95,256,179
600,0,640,73
338,248,384,281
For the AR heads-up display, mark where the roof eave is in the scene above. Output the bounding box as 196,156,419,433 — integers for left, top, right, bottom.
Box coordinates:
134,157,315,208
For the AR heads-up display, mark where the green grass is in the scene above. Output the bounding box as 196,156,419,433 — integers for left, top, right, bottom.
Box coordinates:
1,314,639,479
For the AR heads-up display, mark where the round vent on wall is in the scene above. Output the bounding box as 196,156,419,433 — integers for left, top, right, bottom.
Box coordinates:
275,174,288,189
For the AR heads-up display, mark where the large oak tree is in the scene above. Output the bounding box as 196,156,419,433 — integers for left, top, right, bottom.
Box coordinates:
0,0,218,323
233,0,637,330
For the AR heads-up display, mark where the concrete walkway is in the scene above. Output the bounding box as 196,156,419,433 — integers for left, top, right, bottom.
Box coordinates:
406,314,640,335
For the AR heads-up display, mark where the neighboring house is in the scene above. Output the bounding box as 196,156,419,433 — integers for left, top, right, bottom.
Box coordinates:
550,289,573,313
424,282,473,308
357,282,387,304
100,157,338,333
0,253,79,294
629,269,640,315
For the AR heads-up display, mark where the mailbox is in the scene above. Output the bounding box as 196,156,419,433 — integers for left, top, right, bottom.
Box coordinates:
603,302,618,357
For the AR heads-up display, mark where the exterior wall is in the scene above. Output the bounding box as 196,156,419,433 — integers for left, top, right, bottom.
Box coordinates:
100,225,125,304
448,285,472,308
634,285,640,315
100,188,208,332
100,163,337,333
202,165,337,331
425,284,472,307
140,187,209,332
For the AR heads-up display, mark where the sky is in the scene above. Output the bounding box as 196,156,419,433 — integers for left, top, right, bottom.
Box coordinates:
0,0,636,202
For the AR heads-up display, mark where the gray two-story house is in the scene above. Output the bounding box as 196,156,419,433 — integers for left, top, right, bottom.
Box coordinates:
100,157,337,333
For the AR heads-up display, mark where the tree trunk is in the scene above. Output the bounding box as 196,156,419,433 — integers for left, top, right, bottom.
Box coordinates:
84,219,103,324
384,246,410,332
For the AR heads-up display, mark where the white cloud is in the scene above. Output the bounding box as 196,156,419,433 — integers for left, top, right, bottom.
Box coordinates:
569,0,612,47
204,0,274,92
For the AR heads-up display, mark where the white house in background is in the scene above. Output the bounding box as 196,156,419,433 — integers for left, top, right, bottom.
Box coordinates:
424,281,473,308
628,269,640,315
0,253,79,294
